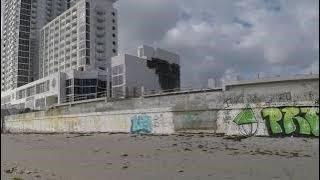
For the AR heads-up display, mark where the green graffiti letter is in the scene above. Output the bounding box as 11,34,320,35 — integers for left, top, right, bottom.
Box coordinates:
293,116,311,135
262,108,283,134
233,108,257,125
301,108,319,137
281,107,299,134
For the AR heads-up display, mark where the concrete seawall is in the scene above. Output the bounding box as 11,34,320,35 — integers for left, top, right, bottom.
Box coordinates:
3,75,319,137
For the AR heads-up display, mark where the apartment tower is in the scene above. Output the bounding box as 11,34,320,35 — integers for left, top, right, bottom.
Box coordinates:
1,0,70,92
38,0,118,78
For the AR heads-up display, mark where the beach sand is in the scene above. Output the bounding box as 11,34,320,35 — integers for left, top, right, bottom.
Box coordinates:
1,133,319,180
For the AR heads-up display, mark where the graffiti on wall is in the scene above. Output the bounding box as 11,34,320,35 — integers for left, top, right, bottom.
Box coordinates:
152,114,164,129
130,114,152,134
183,112,201,128
233,105,258,136
223,92,294,107
261,107,319,137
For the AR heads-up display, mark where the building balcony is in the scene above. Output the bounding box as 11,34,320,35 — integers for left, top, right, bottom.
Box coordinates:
96,30,105,37
95,53,106,59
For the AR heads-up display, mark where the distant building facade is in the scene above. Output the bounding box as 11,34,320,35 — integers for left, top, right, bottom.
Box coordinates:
1,69,108,110
1,0,70,92
111,45,180,98
38,0,118,78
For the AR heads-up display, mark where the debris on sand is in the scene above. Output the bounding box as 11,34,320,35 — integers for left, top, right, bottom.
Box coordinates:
223,136,248,142
5,167,17,174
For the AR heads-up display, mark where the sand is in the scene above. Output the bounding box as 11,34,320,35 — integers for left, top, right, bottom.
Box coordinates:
1,133,319,180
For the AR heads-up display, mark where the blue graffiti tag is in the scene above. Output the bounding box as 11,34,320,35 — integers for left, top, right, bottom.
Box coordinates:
130,114,152,134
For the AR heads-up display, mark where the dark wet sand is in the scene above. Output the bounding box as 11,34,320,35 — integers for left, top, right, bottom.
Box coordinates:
1,133,319,180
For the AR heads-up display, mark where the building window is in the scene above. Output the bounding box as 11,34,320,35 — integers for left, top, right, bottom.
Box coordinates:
74,79,80,86
20,20,30,26
112,65,124,75
18,76,29,82
113,86,124,97
19,39,30,45
19,32,30,39
26,86,35,97
112,75,123,86
19,63,29,69
20,25,30,32
35,98,46,108
86,32,90,40
86,41,90,48
18,70,29,76
86,25,90,32
18,51,30,57
74,87,82,94
66,87,71,95
80,49,86,57
36,81,49,94
98,80,107,88
86,17,90,24
21,3,31,10
19,45,29,51
20,14,31,21
82,87,96,94
66,79,72,87
86,49,90,56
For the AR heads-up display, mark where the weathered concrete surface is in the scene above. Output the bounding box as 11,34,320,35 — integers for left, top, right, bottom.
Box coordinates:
3,102,318,136
2,75,319,136
4,108,175,134
1,134,319,180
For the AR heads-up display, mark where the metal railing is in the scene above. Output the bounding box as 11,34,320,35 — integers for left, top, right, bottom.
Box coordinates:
142,86,222,97
55,86,223,105
59,92,108,104
4,86,222,108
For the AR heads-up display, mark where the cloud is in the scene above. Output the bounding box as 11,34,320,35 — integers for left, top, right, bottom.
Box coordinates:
115,0,181,53
115,0,318,87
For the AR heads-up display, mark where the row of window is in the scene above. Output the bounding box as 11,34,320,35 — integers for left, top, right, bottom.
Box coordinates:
66,79,108,87
112,65,124,75
112,86,124,97
112,75,124,86
66,87,96,95
16,80,50,100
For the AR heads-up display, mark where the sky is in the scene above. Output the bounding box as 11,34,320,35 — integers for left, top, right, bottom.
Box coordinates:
1,0,319,88
114,0,319,87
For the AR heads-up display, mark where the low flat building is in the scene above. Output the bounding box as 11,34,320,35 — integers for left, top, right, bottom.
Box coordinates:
111,45,181,98
1,69,108,110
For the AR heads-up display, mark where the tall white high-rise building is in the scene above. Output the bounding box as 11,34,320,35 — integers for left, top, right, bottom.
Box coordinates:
38,0,118,79
1,0,70,92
